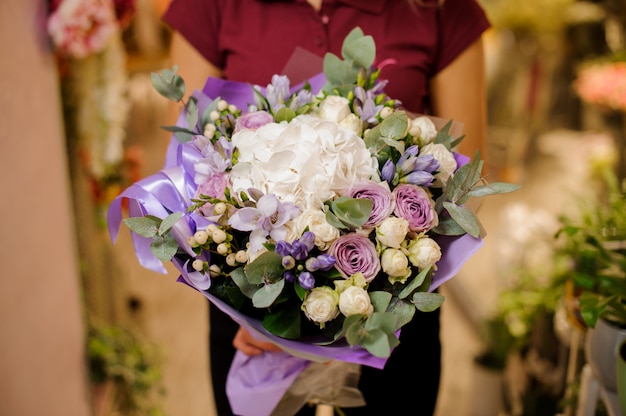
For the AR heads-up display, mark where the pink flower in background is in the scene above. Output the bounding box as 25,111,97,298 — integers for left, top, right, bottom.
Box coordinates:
573,61,626,112
47,0,119,58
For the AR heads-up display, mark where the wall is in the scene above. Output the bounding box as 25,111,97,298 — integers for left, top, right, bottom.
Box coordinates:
0,1,91,414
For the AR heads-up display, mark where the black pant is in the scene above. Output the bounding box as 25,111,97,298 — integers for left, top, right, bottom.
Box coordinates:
209,302,441,416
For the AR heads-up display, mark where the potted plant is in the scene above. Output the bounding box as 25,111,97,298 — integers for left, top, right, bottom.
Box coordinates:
552,168,626,392
87,321,166,416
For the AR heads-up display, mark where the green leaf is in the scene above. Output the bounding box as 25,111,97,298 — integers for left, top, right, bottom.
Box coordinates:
158,212,184,235
412,292,445,312
252,279,285,308
360,328,392,358
274,107,296,123
230,267,258,299
342,32,375,70
263,305,301,339
323,53,358,87
398,266,432,299
185,96,199,131
159,125,195,143
443,202,481,237
325,196,372,230
151,67,185,102
150,234,178,261
123,217,160,238
387,297,416,329
466,182,521,198
244,251,284,285
369,291,392,313
430,216,467,236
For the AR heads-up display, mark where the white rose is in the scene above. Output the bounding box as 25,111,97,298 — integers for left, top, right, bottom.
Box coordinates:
302,286,340,324
338,286,373,317
339,113,363,135
376,216,409,248
294,208,340,251
420,143,457,187
406,237,442,270
381,248,412,283
318,95,351,123
409,116,438,145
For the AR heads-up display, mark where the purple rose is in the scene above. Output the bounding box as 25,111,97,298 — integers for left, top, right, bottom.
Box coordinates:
393,184,439,232
234,110,274,132
329,233,381,282
345,180,395,228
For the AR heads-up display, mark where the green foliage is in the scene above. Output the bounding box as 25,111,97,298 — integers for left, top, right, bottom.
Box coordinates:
324,196,373,230
87,322,166,415
124,213,183,262
553,169,626,328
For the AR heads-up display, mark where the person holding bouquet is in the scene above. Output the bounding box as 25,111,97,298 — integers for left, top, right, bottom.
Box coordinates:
161,0,491,414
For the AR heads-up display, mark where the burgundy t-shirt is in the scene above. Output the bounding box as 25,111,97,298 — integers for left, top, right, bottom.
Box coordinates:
163,0,490,113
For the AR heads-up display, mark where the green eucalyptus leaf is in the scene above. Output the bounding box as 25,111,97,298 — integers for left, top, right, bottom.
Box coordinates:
379,111,409,141
467,182,521,198
412,292,445,312
263,305,301,339
185,96,199,131
327,196,372,229
387,297,416,329
158,212,184,235
123,216,160,238
151,67,185,102
430,216,467,236
369,291,392,313
443,202,481,237
344,315,366,346
252,279,285,308
360,328,392,358
342,34,376,70
244,251,284,285
398,266,431,299
150,234,178,261
160,125,195,143
231,267,259,299
323,53,358,88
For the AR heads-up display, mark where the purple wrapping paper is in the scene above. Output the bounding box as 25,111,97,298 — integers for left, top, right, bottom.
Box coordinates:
107,72,484,416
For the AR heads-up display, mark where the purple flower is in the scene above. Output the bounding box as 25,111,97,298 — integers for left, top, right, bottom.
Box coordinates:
228,194,299,254
344,180,395,228
234,110,274,133
305,254,336,272
298,271,315,290
329,233,381,282
265,75,291,109
393,184,439,232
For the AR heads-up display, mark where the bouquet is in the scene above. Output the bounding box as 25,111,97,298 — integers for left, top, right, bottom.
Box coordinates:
108,27,519,414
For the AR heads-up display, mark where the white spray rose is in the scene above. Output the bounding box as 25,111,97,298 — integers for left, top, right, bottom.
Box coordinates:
381,248,412,283
409,116,438,145
294,208,340,250
406,236,442,270
339,113,363,135
318,95,351,123
302,286,340,325
338,286,373,317
420,143,457,187
376,216,409,248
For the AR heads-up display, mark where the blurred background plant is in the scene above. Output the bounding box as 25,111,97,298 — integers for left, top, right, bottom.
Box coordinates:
87,320,166,416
